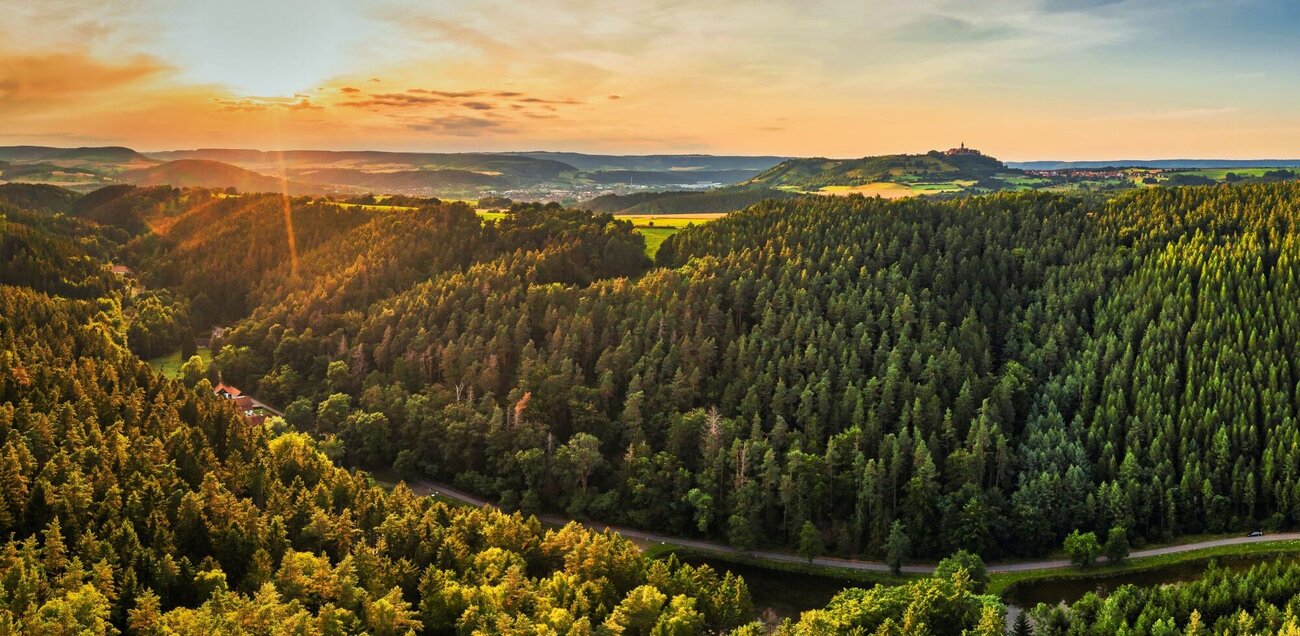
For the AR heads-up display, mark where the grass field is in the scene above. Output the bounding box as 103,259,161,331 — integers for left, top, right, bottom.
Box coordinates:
469,209,718,258
616,214,723,257
147,347,211,379
475,209,508,221
907,180,972,193
1178,167,1279,180
637,227,678,258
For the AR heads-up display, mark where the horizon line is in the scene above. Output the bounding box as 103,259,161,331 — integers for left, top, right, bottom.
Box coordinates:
10,143,1300,165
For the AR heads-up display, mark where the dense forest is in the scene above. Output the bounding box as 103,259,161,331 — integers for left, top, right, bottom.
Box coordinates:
1031,559,1300,634
1,195,774,634
77,182,1300,564
13,181,1300,632
582,188,797,215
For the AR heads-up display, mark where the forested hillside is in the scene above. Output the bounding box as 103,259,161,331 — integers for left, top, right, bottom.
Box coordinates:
0,190,767,634
749,151,1004,189
583,188,797,215
15,182,1300,633
113,182,1300,566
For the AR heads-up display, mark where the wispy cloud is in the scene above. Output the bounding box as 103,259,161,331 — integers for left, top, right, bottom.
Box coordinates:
1119,106,1243,121
406,115,510,136
215,95,321,112
3,0,1300,156
0,51,165,106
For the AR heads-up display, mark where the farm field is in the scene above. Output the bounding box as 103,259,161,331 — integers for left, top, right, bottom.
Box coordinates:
816,182,915,198
615,212,724,227
332,201,419,212
1176,167,1280,180
907,179,974,192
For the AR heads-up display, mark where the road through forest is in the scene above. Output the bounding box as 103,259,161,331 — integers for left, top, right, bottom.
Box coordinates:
391,475,1300,575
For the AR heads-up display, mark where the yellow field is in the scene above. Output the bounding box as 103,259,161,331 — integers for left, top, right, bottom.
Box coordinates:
334,201,419,211
816,182,916,199
614,213,725,228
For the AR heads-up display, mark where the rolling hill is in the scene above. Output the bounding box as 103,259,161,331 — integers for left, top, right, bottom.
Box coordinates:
118,159,313,193
1010,159,1300,170
0,145,152,164
0,183,81,213
505,151,788,172
148,148,578,180
749,149,1006,190
584,168,763,186
291,167,505,192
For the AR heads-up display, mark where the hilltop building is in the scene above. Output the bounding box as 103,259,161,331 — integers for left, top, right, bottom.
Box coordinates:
944,143,983,157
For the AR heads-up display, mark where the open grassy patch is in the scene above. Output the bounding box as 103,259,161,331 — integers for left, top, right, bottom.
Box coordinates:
475,209,509,221
147,346,211,379
636,227,679,258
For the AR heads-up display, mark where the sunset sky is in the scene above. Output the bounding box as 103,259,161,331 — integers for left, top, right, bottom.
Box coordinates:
4,0,1300,159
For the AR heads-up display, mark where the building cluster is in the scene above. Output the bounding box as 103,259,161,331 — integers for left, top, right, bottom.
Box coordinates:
213,381,266,425
1024,168,1148,180
944,143,984,157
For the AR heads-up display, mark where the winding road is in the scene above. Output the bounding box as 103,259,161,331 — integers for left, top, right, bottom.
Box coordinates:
392,475,1300,575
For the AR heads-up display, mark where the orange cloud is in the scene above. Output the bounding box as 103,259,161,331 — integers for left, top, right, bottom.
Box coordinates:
0,52,165,106
214,96,322,112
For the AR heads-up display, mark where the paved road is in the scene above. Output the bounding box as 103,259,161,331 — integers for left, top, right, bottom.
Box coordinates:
397,476,1300,575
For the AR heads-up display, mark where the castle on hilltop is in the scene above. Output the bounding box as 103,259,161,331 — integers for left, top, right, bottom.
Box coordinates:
944,142,983,157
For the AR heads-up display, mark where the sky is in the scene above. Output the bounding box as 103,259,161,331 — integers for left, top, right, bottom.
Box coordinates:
3,0,1300,159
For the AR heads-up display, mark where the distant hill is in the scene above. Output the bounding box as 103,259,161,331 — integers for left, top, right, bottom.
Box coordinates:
0,161,103,180
0,145,151,164
584,169,762,186
0,183,80,213
505,151,787,172
1010,159,1300,170
149,149,577,180
293,167,504,192
119,159,313,194
749,150,1005,190
583,187,797,215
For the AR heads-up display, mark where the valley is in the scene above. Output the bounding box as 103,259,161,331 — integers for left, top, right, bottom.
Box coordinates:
11,0,1300,632
13,173,1300,632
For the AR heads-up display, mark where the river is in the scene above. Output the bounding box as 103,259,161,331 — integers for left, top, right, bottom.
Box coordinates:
671,552,1300,623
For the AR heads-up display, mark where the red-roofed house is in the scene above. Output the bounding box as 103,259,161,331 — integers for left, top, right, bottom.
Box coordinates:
213,382,271,423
